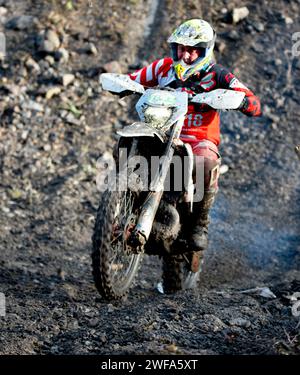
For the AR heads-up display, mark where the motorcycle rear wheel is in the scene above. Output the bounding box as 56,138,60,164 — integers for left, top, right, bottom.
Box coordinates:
92,177,142,300
162,254,200,294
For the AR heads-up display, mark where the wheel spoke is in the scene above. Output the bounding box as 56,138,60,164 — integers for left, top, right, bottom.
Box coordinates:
110,231,123,244
108,189,139,287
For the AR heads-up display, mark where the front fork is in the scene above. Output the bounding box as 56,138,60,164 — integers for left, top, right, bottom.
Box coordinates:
129,118,184,248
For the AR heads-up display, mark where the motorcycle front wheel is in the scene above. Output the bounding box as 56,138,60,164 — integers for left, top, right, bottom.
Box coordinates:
92,176,142,300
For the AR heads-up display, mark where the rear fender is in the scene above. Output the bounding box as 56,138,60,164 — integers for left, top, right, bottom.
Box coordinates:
182,143,194,211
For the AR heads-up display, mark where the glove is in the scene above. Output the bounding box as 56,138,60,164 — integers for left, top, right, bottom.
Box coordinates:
238,95,261,116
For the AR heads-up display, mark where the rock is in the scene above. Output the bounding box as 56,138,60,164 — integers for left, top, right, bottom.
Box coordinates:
42,41,57,53
65,113,81,126
62,283,77,300
88,318,99,327
220,164,229,175
68,319,79,330
37,29,60,53
46,29,60,48
6,15,35,30
9,189,23,200
0,7,7,16
62,73,75,87
48,11,65,25
232,7,249,24
2,206,10,214
107,304,115,313
6,84,21,96
103,60,122,73
54,48,69,63
50,346,59,354
19,67,28,78
22,100,44,112
25,57,40,73
164,344,179,353
203,314,227,332
0,6,7,23
215,40,226,54
86,43,98,55
156,281,164,294
38,59,50,71
45,55,55,65
265,112,280,124
86,87,93,97
284,16,293,25
229,318,251,328
226,30,239,41
21,130,29,140
271,122,278,130
263,104,271,115
259,287,277,298
239,286,277,299
295,145,300,159
251,43,264,53
252,21,265,32
60,110,68,119
100,334,107,343
245,24,254,34
46,87,61,100
57,268,65,280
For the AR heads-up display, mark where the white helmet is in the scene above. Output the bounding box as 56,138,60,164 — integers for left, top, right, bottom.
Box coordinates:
167,19,216,81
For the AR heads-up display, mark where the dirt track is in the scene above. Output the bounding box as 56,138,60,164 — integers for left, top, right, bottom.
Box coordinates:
0,0,300,355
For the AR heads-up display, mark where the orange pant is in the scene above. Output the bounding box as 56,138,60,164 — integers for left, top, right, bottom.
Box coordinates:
183,138,221,192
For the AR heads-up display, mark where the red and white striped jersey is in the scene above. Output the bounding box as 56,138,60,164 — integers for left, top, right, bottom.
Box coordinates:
129,58,175,88
129,58,261,146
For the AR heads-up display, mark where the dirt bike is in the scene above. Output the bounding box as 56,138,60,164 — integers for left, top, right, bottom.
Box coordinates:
92,73,245,300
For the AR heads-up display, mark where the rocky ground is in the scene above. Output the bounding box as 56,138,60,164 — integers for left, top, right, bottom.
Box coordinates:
0,0,300,355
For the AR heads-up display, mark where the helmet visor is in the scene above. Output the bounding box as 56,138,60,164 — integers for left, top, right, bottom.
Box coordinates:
170,43,206,62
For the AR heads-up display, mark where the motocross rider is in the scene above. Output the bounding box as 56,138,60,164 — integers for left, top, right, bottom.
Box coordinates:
129,19,261,272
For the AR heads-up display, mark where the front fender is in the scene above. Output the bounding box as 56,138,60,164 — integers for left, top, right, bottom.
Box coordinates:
117,122,165,142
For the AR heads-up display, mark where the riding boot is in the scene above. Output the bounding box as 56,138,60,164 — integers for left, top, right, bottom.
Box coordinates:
189,190,217,251
186,190,217,272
